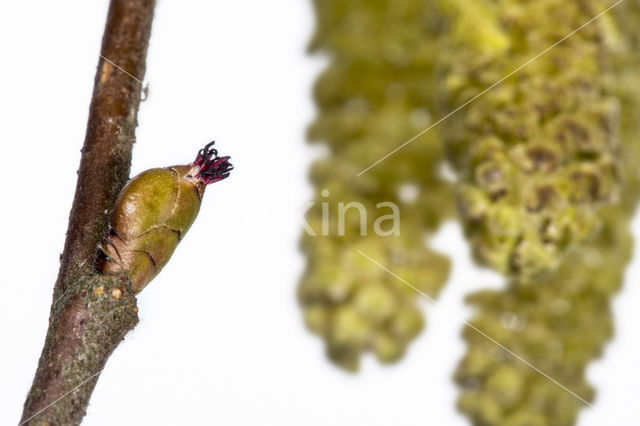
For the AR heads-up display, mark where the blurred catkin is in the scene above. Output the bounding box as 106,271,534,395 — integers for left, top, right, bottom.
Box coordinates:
438,0,623,282
299,0,454,370
453,1,640,424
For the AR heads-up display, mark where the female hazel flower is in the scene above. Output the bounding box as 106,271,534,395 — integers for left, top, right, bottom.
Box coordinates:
100,142,232,293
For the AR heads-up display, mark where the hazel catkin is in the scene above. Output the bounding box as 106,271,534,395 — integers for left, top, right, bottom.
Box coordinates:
452,1,640,424
438,0,622,282
300,0,453,370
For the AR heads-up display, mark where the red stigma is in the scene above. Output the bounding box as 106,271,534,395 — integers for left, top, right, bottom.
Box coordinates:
194,141,233,184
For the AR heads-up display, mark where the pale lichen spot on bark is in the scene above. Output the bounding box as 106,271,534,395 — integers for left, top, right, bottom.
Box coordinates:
99,60,113,85
111,288,123,299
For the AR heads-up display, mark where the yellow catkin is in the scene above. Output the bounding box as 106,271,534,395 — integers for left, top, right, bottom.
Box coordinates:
454,2,640,424
300,0,453,370
439,0,623,282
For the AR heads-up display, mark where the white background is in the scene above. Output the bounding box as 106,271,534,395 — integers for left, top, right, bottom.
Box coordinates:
1,1,639,425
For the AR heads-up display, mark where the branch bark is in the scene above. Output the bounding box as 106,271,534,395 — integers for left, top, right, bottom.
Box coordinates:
20,1,156,424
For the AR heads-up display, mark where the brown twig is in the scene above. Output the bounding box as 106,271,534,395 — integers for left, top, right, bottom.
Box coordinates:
20,1,155,424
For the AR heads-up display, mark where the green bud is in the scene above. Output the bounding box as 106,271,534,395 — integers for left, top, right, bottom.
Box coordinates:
101,142,232,293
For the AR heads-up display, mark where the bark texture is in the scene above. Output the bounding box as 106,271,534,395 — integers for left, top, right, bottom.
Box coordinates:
20,1,156,424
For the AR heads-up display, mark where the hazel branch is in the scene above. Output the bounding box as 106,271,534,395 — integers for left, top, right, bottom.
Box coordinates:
20,1,156,424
